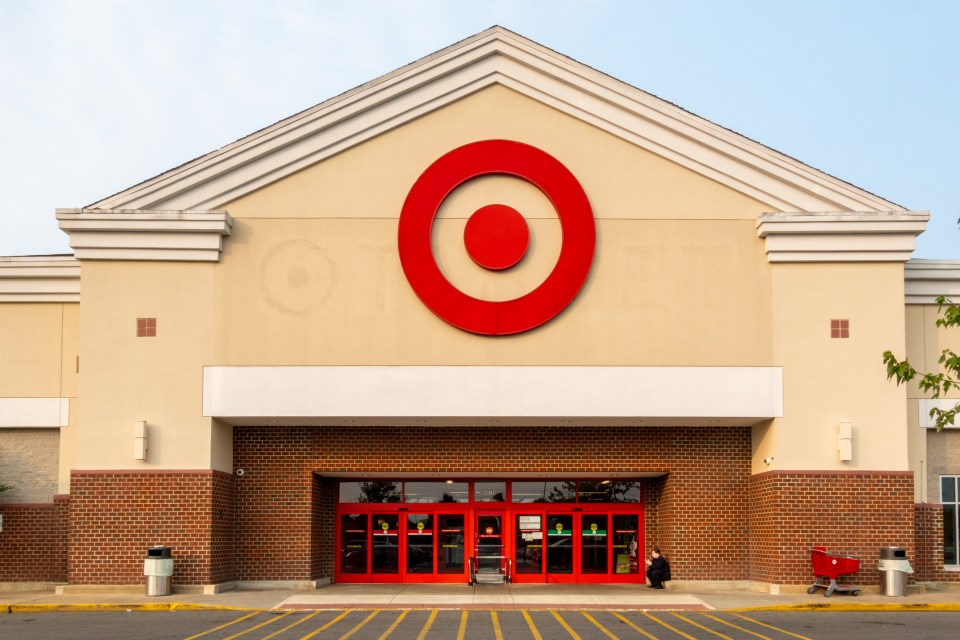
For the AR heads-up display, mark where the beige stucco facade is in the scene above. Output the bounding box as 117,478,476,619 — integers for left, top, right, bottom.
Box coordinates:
1,27,957,586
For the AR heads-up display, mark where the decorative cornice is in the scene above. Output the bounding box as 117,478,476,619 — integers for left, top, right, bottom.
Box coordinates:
904,259,960,304
0,255,80,302
56,209,233,262
87,27,903,214
756,211,929,262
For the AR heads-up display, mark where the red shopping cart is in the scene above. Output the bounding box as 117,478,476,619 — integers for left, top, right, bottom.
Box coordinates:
807,546,861,596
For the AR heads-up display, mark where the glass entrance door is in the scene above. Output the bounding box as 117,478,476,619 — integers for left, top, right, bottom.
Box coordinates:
371,513,400,582
546,513,575,582
475,512,505,581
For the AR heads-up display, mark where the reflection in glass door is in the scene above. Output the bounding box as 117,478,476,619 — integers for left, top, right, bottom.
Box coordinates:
612,514,641,576
546,513,573,576
515,514,543,575
340,514,368,574
438,514,465,574
372,513,399,577
580,514,608,574
476,512,504,578
406,513,434,574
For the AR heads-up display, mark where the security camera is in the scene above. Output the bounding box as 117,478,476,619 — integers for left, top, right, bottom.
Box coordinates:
763,457,773,465
236,468,245,476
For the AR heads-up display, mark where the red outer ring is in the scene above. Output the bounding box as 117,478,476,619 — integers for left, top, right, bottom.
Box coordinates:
398,140,595,335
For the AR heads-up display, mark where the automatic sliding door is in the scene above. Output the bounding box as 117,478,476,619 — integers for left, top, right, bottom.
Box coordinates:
580,514,608,574
546,514,573,578
372,513,399,579
438,514,465,575
406,513,434,574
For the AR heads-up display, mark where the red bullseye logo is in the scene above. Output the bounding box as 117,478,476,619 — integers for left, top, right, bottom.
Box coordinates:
398,139,595,335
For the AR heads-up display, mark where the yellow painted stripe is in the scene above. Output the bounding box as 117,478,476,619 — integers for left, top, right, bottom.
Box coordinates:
456,610,468,640
550,609,582,640
261,611,321,640
698,612,775,640
338,610,380,640
729,612,814,640
669,612,735,640
223,610,294,640
491,611,504,640
581,611,620,639
611,612,660,640
522,610,544,640
299,610,352,640
377,610,409,640
643,612,698,640
415,609,438,640
182,610,262,640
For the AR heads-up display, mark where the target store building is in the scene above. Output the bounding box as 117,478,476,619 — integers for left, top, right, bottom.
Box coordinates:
2,27,960,592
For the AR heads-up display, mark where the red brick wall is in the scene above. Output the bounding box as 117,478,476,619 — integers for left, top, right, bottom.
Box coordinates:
68,471,234,585
0,495,69,583
232,425,754,582
914,503,960,583
747,471,915,585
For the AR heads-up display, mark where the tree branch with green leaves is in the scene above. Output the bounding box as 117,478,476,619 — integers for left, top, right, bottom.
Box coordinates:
884,295,960,432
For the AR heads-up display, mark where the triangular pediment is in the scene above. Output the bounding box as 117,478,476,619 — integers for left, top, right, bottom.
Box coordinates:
84,26,902,214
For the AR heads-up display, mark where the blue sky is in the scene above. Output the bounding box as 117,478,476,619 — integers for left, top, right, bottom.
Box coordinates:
1,0,957,258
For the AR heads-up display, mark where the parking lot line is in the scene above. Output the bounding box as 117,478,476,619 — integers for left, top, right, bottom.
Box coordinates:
698,612,774,640
338,610,380,640
183,610,262,640
550,609,582,639
611,612,659,640
521,609,543,640
491,611,504,640
224,610,295,640
644,612,697,640
262,611,322,640
580,611,620,639
415,609,437,640
456,610,468,640
377,610,409,640
728,613,813,640
669,612,734,640
300,609,351,640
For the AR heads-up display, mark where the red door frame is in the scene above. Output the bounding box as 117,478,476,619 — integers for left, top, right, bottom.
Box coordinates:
334,481,644,584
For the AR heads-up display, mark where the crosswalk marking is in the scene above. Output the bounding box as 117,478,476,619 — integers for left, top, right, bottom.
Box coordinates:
550,609,582,639
522,609,544,640
669,612,735,640
611,611,660,640
376,610,408,640
338,610,380,640
415,609,438,640
644,611,699,640
580,610,620,639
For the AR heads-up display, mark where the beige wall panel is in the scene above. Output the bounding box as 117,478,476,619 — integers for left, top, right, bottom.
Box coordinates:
75,262,221,470
223,85,769,222
213,217,773,366
0,428,59,503
59,302,80,399
926,430,960,503
770,263,909,470
0,303,68,397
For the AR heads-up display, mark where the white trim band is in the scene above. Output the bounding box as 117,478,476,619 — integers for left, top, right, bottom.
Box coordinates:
0,398,70,428
905,259,960,304
756,211,928,262
56,209,233,262
0,256,80,302
202,366,783,427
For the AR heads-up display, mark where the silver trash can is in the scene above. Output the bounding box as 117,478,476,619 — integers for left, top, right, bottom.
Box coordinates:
878,547,912,597
144,545,173,596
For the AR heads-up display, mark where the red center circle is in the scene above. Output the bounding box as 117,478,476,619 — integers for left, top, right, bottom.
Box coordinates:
398,139,595,335
463,204,529,271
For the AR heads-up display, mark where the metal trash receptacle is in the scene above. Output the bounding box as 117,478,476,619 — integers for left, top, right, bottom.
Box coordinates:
878,547,912,597
144,545,173,596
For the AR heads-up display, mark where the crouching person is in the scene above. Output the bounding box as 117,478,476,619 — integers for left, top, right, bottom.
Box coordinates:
645,546,671,589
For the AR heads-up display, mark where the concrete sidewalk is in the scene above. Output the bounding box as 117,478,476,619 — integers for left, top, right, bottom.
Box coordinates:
3,582,960,613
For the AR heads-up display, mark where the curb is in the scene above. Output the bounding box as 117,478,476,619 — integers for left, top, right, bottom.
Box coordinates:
730,602,960,612
5,603,255,614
